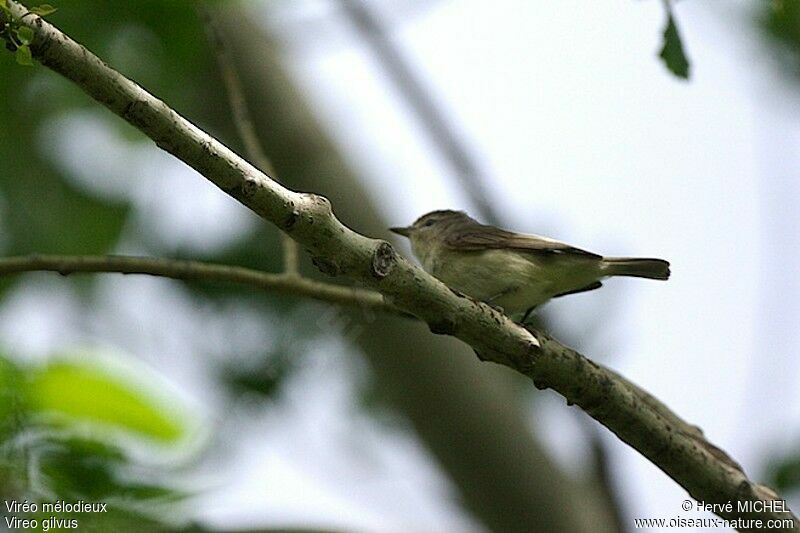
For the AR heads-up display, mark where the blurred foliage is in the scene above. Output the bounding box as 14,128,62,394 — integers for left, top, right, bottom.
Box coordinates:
770,453,800,492
0,3,304,527
0,0,262,288
0,1,58,66
758,0,800,503
0,0,290,362
27,360,185,441
0,353,189,530
761,0,800,74
222,345,297,401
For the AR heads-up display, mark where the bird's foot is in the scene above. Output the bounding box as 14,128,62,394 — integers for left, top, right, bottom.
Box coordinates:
487,302,505,314
519,306,537,325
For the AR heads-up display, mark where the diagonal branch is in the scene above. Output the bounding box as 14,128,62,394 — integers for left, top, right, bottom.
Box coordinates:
2,3,797,529
195,2,300,275
0,254,392,312
338,0,501,225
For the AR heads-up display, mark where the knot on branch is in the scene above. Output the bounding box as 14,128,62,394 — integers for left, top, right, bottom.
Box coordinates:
428,316,457,336
282,208,300,232
293,193,333,232
736,480,758,502
304,193,332,216
312,256,340,277
122,99,146,122
240,177,259,198
371,242,396,279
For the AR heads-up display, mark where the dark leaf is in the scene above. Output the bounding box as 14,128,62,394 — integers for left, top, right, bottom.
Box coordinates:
768,453,800,494
659,12,690,79
223,348,296,399
761,0,800,77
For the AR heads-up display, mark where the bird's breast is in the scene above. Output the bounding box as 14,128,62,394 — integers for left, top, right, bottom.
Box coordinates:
423,249,554,312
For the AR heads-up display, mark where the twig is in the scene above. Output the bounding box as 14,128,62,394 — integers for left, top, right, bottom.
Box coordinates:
0,254,392,312
196,2,300,275
4,3,797,528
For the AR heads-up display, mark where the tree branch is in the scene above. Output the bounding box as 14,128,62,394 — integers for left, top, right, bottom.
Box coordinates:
2,3,797,529
338,0,501,225
0,254,392,312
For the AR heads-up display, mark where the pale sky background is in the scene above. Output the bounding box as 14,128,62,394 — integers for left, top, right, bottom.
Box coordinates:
0,0,798,531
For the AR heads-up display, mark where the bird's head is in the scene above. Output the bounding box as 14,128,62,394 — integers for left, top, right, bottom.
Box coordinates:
390,210,473,253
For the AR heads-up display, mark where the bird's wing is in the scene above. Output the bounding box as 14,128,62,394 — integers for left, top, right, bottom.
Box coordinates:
444,223,602,258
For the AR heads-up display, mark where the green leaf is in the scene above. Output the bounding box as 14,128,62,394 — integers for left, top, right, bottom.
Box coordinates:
27,362,185,442
659,12,690,79
16,26,34,45
14,44,33,66
29,3,57,16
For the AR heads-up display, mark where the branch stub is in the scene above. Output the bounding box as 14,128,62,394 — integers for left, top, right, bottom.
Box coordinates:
371,241,396,279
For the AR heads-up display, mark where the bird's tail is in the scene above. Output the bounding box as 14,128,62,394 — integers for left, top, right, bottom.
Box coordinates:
601,257,670,280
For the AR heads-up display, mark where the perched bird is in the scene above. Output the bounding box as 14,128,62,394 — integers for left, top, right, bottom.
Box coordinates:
390,210,669,320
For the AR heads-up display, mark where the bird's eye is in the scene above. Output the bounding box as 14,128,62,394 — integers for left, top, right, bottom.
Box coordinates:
423,219,435,227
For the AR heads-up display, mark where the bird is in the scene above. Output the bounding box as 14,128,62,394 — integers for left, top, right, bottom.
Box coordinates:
390,210,670,321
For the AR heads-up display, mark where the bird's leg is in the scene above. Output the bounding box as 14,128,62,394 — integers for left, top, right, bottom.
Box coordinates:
520,306,537,325
483,287,517,314
486,302,505,314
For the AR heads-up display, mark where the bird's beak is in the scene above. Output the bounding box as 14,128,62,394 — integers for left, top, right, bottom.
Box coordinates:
390,226,412,238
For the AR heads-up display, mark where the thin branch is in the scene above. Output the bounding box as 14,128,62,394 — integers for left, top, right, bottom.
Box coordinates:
3,3,798,529
338,0,501,225
195,2,300,275
0,254,392,312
